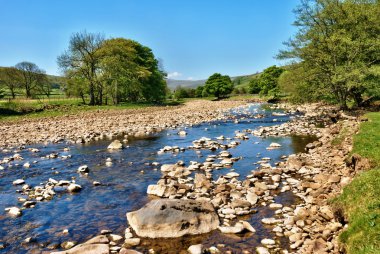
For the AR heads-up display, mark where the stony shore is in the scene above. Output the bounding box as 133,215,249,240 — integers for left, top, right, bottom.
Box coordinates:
1,101,366,253
120,103,364,254
0,100,245,148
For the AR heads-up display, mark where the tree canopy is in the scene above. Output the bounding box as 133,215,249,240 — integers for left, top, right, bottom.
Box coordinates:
15,62,48,98
203,73,233,99
248,65,284,97
277,0,380,108
58,31,167,105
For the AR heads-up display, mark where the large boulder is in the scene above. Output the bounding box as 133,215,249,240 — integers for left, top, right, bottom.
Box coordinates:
126,199,219,238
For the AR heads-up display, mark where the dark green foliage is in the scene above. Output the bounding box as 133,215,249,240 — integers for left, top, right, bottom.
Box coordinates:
248,65,284,97
174,86,189,99
203,73,233,99
195,85,204,97
248,77,261,94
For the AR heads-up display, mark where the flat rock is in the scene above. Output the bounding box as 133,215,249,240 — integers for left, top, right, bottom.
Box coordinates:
126,199,219,238
107,140,124,149
13,179,25,185
67,184,82,192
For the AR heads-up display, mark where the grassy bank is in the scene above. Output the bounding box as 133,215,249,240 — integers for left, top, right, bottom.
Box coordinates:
0,98,177,122
334,112,380,254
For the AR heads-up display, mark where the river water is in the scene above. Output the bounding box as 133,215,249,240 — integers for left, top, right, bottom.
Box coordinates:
0,103,315,253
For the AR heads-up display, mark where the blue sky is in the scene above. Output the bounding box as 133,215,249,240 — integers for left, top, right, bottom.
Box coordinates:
0,0,299,80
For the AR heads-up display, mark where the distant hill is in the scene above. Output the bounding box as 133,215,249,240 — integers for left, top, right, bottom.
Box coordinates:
166,79,206,89
166,72,261,90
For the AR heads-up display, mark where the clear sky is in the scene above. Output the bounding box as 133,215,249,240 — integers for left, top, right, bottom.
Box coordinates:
0,0,299,80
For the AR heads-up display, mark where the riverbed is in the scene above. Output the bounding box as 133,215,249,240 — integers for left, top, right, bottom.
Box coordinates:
0,103,316,253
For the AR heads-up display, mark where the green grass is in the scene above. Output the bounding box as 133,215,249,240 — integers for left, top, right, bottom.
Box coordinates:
0,98,168,122
226,94,262,101
350,112,380,167
233,73,260,89
333,112,380,254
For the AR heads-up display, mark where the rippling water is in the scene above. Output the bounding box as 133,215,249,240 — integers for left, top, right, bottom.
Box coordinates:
0,103,316,253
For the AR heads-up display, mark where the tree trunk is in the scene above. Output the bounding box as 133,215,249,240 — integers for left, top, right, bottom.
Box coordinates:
10,89,16,99
89,83,95,105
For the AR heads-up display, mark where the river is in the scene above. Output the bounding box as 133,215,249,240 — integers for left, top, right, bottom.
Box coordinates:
0,103,316,253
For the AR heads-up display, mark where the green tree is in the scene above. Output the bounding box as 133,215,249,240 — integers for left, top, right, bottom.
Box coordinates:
98,38,167,103
248,77,261,94
64,72,89,104
203,73,233,99
132,41,167,103
98,38,149,104
15,62,47,98
278,0,380,109
195,85,204,97
58,31,105,105
258,65,284,96
248,66,284,96
0,67,22,99
174,86,189,99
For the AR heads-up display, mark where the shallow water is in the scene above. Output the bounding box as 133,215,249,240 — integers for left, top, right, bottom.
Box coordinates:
0,103,316,253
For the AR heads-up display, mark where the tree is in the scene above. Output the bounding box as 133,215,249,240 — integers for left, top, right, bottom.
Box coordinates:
248,77,261,94
195,85,204,97
98,38,149,104
203,73,233,99
58,31,105,105
278,0,380,109
15,62,47,98
0,67,22,99
248,66,284,96
258,66,284,96
98,38,167,104
131,41,167,103
65,75,88,104
174,86,189,99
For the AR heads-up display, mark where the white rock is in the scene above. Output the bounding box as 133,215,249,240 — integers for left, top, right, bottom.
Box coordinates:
187,244,202,254
67,183,82,192
261,238,275,246
261,218,280,225
256,247,270,254
107,140,124,149
5,207,22,217
77,165,89,173
269,142,282,147
178,131,187,136
13,179,25,185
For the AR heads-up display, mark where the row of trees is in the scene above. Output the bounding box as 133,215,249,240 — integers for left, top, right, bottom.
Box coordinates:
58,32,167,105
0,62,51,99
277,0,380,109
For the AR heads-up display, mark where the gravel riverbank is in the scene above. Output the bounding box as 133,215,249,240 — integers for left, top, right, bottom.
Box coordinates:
0,100,245,148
